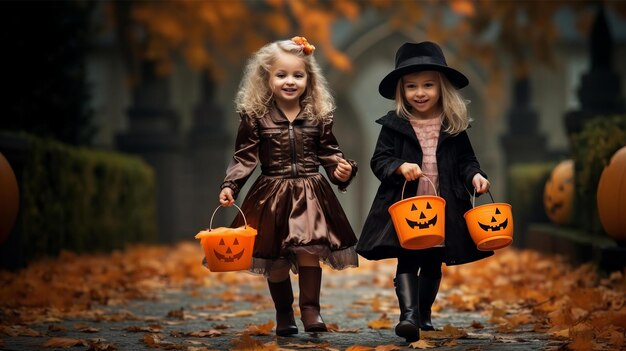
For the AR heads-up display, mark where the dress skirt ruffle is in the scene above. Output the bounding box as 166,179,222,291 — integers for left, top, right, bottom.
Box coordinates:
230,173,359,276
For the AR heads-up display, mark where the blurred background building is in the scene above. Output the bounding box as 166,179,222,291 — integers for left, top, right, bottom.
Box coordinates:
3,0,626,245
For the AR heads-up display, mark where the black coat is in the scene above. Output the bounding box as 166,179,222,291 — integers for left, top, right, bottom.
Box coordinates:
356,111,493,266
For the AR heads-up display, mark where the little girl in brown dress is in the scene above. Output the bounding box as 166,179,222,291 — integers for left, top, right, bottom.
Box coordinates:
218,36,358,336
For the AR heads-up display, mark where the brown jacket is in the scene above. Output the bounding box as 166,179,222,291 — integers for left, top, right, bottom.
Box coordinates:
221,107,357,197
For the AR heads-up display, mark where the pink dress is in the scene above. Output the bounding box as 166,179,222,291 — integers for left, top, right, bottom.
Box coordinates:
409,116,441,196
410,116,443,248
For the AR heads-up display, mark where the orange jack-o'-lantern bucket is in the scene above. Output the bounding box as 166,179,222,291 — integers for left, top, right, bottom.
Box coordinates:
388,177,446,250
195,204,257,272
464,190,513,251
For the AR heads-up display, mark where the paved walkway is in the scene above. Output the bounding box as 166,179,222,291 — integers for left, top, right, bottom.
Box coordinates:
1,245,562,350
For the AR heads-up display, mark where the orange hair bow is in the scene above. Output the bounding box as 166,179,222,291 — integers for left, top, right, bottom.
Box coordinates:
291,36,316,55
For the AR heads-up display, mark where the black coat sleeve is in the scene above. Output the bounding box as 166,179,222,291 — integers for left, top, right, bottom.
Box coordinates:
370,126,406,185
455,131,487,192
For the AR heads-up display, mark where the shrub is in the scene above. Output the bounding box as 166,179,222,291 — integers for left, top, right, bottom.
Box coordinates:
3,132,157,261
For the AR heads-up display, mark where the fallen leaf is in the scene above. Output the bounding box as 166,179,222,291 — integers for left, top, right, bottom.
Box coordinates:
367,314,392,329
283,341,333,349
41,337,88,348
231,333,278,350
470,320,484,329
124,325,164,333
86,340,119,351
408,339,435,349
345,346,374,351
0,325,41,337
167,308,186,319
567,338,594,351
245,320,274,335
170,329,223,337
74,323,100,333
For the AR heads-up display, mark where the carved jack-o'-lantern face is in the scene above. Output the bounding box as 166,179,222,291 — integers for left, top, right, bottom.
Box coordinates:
390,193,446,250
405,201,438,230
476,207,509,232
464,201,514,251
543,160,574,225
213,237,245,262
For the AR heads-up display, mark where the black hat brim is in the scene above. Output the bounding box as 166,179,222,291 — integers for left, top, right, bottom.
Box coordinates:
378,64,469,100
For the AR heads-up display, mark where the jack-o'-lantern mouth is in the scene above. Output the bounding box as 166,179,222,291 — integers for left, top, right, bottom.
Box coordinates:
406,214,437,229
213,249,245,262
478,218,508,232
547,202,563,214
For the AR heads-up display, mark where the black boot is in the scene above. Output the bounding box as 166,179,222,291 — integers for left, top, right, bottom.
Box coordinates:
418,275,441,331
298,266,327,332
268,278,298,336
394,273,420,342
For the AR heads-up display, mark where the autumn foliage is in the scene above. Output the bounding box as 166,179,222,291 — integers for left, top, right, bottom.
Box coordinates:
106,0,626,81
0,242,625,350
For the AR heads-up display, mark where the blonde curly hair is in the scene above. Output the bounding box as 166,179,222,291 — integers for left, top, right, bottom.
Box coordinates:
234,39,335,121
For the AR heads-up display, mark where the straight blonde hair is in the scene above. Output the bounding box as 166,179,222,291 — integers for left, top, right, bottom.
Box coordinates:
394,71,471,135
235,39,335,121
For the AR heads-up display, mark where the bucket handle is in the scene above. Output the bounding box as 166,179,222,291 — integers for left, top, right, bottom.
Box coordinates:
209,204,248,231
401,176,438,199
470,188,495,208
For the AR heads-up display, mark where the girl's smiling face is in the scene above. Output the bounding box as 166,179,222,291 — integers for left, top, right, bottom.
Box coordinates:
402,71,442,119
269,52,308,108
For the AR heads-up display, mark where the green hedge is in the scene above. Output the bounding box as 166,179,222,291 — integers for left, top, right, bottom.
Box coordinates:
506,162,554,246
571,115,626,236
8,133,157,260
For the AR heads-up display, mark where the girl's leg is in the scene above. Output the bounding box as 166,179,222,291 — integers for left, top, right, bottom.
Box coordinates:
267,260,298,336
417,248,444,331
296,252,327,332
394,255,420,342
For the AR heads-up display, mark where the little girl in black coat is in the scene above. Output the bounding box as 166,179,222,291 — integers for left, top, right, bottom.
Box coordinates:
356,41,493,343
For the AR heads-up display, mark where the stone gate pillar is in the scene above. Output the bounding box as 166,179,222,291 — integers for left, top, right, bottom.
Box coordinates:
116,60,182,243
501,77,548,168
564,5,626,136
183,71,232,234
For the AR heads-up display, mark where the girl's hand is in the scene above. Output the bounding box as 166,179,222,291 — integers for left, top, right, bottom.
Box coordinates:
219,187,235,206
396,162,422,181
472,174,490,194
333,156,353,182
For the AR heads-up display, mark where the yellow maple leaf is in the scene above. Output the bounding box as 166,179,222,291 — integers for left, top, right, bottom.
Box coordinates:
408,339,435,349
367,314,392,329
245,320,274,336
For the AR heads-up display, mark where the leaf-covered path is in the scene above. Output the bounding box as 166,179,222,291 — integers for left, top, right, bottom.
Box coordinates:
1,242,625,350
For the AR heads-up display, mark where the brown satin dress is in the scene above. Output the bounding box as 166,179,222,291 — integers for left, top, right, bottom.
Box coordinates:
221,106,359,276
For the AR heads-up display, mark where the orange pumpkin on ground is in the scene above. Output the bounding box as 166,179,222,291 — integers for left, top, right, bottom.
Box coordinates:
597,146,626,242
0,152,19,245
543,159,574,225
